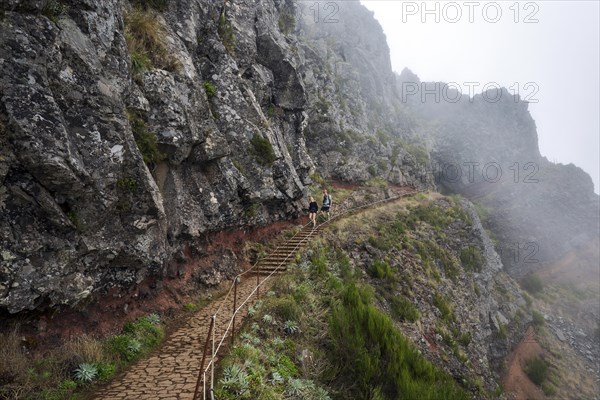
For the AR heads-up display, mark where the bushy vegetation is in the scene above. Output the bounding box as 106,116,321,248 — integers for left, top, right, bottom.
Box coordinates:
406,201,473,231
433,292,454,322
330,282,467,399
203,81,217,98
41,0,69,22
521,273,544,294
124,6,179,80
388,294,420,323
531,310,545,327
215,241,470,400
0,314,165,399
414,239,460,281
368,259,394,280
126,109,165,164
250,134,277,166
524,356,549,386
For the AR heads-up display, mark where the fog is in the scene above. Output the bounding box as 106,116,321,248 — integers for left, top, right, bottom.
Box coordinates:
361,0,600,193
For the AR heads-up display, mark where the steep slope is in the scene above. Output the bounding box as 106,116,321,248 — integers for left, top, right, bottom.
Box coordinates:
212,193,530,399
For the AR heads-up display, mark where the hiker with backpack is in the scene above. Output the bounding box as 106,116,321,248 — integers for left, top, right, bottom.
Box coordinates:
321,189,332,220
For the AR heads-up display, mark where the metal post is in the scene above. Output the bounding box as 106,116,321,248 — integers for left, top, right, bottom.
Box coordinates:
231,278,237,346
193,315,215,400
210,314,216,400
256,270,260,299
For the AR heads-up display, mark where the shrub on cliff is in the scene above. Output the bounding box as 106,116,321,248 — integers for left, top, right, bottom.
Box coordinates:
250,134,276,166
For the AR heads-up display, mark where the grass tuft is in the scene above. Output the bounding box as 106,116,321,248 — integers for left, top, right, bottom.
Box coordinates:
124,7,180,81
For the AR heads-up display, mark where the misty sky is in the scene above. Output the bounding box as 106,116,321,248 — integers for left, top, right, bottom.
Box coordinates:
360,0,600,193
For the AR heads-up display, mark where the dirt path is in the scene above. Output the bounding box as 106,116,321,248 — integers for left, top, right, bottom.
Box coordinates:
93,276,267,400
503,326,545,400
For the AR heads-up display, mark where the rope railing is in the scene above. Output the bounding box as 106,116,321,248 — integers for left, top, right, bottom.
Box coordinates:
193,187,421,399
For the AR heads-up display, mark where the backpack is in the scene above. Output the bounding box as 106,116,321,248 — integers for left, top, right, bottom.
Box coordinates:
325,194,332,207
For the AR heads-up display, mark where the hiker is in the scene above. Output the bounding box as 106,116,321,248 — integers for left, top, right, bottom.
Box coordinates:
308,196,318,227
320,189,332,220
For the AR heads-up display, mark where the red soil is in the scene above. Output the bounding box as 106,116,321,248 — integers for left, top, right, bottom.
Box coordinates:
502,326,545,400
7,218,302,348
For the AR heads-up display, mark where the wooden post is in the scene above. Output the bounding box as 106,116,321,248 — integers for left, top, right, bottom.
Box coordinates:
193,315,215,400
256,270,260,299
231,278,237,346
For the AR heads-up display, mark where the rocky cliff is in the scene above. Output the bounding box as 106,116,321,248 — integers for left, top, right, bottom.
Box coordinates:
1,0,597,323
0,0,431,314
397,70,599,278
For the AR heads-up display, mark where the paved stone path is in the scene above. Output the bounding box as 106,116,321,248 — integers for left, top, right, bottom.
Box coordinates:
93,276,267,400
92,187,416,400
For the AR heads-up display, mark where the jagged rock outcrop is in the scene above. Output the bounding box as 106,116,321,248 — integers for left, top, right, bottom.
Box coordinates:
400,76,599,278
0,0,431,313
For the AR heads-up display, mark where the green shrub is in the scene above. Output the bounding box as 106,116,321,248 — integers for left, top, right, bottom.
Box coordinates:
522,292,533,307
219,365,249,396
388,295,420,322
42,0,69,22
541,382,557,396
124,7,179,79
130,50,152,78
524,356,549,386
126,110,165,164
458,331,471,347
203,81,217,98
521,274,544,294
329,282,469,399
106,335,140,361
414,239,459,281
123,315,165,348
250,134,276,166
96,362,116,381
433,293,454,322
265,297,301,322
532,310,545,327
368,259,394,280
368,235,392,251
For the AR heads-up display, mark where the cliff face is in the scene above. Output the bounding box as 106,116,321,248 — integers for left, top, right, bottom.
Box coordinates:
1,0,597,319
398,73,599,277
0,0,429,314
